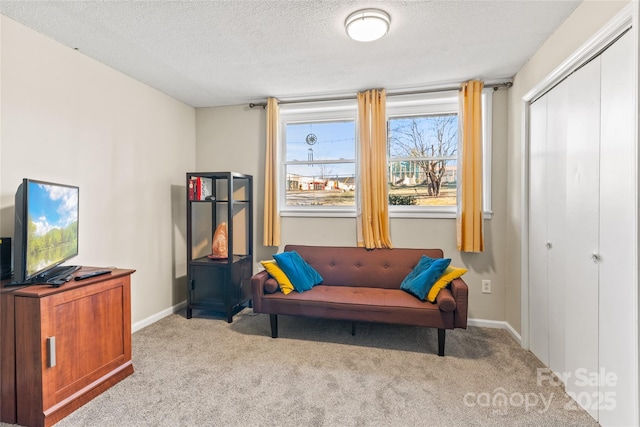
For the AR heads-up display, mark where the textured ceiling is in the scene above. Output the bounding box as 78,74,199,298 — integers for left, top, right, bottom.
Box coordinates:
0,0,581,108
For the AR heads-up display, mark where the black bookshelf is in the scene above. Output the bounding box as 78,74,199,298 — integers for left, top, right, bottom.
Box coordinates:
186,172,253,322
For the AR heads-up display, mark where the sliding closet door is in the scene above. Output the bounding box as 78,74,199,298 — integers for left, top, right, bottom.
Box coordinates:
545,81,568,377
528,83,568,373
564,54,601,420
528,25,636,427
528,96,549,366
598,31,635,426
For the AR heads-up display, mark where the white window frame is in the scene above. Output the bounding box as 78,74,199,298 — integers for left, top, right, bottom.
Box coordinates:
386,89,493,219
386,91,459,218
278,90,492,219
279,99,358,217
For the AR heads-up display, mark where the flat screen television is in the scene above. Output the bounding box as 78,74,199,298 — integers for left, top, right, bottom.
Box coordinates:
13,178,79,284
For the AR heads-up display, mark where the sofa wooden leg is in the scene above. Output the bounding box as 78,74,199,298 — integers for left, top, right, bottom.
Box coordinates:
351,322,356,336
438,329,445,356
270,314,278,338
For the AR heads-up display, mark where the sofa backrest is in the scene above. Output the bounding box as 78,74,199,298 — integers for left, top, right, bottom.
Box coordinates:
284,245,444,289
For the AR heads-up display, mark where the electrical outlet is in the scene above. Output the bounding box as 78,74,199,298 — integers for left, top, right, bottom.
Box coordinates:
481,280,491,294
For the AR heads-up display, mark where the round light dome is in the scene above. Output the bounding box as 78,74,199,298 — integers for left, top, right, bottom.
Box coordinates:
345,9,390,42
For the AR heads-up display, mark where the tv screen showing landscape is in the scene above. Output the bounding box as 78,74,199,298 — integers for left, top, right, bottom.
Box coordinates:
26,181,79,278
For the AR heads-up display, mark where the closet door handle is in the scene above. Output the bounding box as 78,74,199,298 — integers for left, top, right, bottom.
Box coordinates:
591,253,600,263
546,242,552,249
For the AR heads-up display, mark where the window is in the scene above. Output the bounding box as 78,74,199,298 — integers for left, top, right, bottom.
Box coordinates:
388,114,458,206
387,92,459,214
280,100,357,216
279,90,492,218
386,92,459,216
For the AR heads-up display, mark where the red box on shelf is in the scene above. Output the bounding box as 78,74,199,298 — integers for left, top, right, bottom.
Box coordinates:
188,178,198,200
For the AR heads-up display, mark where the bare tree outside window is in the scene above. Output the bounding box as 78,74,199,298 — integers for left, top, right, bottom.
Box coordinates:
388,114,458,206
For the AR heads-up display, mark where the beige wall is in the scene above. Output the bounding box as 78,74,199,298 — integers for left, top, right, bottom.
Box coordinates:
195,105,268,264
0,16,196,326
2,1,627,331
505,0,630,334
195,89,510,322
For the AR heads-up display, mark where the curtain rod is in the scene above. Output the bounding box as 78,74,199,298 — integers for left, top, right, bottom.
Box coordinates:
248,81,513,109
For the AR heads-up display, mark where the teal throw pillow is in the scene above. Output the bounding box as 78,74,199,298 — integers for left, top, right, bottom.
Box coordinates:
273,251,323,292
400,256,451,301
400,255,435,288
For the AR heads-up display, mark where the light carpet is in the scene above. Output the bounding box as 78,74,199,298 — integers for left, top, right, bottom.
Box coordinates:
13,309,600,426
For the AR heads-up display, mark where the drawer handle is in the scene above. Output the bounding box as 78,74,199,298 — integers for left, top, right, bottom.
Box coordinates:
47,336,56,368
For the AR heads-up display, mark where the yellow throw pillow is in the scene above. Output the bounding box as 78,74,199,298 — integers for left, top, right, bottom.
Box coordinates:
260,260,294,295
427,266,467,302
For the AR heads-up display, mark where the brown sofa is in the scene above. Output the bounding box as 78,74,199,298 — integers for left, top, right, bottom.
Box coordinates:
251,245,469,356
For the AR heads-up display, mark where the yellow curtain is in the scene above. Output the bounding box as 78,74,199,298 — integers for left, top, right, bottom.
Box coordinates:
263,97,281,246
457,80,484,252
357,89,392,249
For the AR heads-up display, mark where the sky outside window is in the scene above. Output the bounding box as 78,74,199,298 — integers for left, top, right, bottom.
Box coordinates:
285,121,355,178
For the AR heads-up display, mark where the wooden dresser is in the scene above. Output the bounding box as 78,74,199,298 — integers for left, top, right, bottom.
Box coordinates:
1,268,135,427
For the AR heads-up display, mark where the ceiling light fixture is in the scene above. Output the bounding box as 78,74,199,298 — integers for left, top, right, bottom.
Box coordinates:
345,9,390,42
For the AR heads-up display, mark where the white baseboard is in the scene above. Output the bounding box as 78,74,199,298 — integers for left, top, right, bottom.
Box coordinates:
468,318,522,345
132,300,187,333
131,307,523,346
